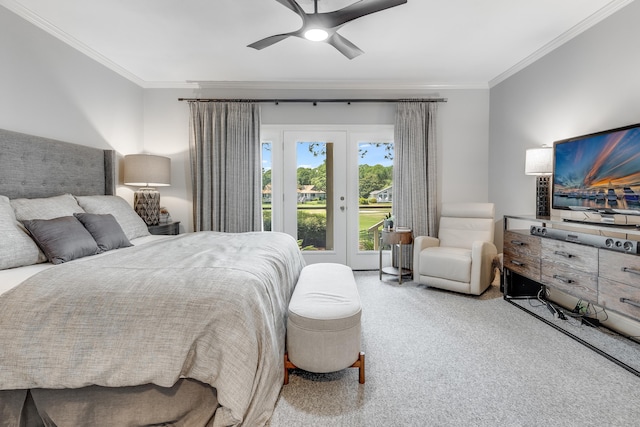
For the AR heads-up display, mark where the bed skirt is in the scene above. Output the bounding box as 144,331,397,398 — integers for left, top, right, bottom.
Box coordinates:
0,379,218,427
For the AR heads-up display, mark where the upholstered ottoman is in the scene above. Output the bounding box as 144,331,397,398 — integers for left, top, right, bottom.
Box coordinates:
284,263,364,384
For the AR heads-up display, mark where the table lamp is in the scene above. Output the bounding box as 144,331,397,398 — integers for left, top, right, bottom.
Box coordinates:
124,154,171,225
525,147,553,218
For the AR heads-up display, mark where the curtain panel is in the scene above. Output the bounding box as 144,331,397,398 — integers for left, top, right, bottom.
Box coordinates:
188,102,262,232
393,102,438,269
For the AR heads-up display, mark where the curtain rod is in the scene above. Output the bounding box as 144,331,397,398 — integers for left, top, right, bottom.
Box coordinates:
177,98,447,105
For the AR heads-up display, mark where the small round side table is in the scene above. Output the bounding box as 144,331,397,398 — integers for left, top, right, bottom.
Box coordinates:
379,228,413,284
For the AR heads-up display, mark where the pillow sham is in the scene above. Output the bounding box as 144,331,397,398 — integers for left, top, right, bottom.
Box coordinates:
11,193,85,221
22,216,99,265
0,195,46,269
73,212,132,252
75,195,150,240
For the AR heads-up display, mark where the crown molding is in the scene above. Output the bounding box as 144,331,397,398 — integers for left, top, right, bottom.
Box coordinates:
143,80,489,90
125,79,490,90
1,0,146,87
489,0,634,88
175,80,489,91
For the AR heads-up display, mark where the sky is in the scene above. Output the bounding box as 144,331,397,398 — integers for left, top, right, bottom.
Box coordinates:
262,141,393,170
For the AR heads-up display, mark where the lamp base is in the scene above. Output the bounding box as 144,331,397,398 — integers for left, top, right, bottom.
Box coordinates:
536,176,551,218
133,188,160,225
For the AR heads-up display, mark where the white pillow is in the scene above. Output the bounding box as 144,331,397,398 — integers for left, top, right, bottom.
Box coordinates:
75,195,150,240
0,195,46,269
10,193,85,221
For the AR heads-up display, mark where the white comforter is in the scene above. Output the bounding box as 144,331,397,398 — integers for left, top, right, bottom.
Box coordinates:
0,231,305,427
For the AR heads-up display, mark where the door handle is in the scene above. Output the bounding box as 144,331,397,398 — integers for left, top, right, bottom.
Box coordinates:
340,206,345,211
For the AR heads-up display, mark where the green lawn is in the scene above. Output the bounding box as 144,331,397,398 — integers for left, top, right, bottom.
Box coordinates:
262,203,391,230
359,208,391,230
262,204,390,226
262,203,391,233
261,203,391,250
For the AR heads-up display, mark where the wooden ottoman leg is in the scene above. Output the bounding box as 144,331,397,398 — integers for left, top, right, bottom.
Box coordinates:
350,352,365,384
284,353,296,385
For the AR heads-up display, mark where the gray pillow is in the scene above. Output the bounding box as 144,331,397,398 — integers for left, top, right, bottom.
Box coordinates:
0,195,46,269
11,194,85,221
75,195,150,240
74,212,132,252
22,216,99,265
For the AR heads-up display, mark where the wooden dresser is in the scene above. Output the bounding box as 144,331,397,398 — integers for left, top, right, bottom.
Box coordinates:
503,215,640,323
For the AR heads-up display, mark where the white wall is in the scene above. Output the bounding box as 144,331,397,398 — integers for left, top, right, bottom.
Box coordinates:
0,6,144,203
143,87,490,232
489,0,640,249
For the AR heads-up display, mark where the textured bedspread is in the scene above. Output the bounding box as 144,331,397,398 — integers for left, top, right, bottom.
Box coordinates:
0,231,305,426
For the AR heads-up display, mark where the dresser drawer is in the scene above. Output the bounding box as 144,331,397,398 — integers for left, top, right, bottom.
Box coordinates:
599,250,640,289
504,230,541,281
504,230,540,258
598,277,640,321
504,252,540,281
541,239,598,275
541,262,597,301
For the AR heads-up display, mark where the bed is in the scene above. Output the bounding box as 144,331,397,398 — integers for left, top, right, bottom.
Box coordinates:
0,128,305,427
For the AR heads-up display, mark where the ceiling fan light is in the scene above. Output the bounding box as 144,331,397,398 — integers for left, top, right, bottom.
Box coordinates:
304,28,329,42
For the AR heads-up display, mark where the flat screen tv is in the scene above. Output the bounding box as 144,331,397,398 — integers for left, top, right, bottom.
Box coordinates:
553,122,640,215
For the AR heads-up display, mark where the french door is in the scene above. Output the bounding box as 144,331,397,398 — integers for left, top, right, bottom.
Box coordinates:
261,125,394,269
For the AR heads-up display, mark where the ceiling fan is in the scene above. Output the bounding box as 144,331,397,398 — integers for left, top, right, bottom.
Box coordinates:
248,0,408,59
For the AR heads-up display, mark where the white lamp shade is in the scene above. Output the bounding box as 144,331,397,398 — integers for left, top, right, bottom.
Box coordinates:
525,147,553,175
124,154,171,187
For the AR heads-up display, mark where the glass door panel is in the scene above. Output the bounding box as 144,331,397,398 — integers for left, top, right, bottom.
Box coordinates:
261,141,272,231
284,131,347,264
348,129,394,270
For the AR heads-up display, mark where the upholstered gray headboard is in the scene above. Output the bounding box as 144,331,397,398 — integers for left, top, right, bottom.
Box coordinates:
0,128,115,199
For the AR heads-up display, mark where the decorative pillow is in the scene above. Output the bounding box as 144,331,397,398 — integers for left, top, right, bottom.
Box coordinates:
75,195,150,240
11,194,85,221
73,212,133,252
22,216,99,265
0,195,46,269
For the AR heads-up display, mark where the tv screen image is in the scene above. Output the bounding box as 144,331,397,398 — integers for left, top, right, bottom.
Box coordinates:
553,123,640,214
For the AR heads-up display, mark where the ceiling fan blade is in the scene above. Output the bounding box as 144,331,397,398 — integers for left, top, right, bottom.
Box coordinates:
274,0,306,18
248,34,292,50
325,0,407,27
327,32,364,60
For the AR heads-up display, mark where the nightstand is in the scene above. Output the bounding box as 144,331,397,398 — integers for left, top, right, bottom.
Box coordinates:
148,221,180,235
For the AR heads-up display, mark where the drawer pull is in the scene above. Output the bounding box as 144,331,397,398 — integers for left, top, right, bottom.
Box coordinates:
621,267,640,276
554,250,574,258
510,260,524,267
553,274,574,284
510,240,526,246
620,298,640,308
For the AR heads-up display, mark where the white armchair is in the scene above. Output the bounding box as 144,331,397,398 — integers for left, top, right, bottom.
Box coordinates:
413,203,497,295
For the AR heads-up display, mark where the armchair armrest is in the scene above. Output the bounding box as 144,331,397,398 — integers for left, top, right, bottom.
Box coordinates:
412,236,440,279
414,236,440,250
469,240,498,295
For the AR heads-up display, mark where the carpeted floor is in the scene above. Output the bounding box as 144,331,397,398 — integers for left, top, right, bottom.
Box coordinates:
268,271,640,426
